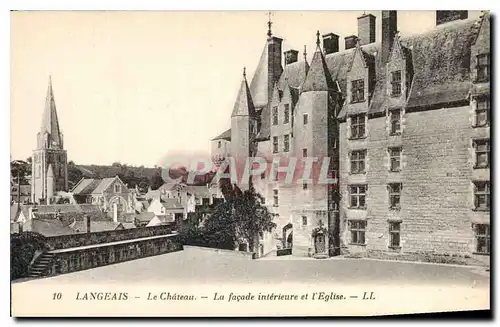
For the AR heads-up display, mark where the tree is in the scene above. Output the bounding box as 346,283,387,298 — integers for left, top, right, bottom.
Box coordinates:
183,183,276,252
67,161,84,189
229,184,276,252
150,171,164,190
10,232,49,280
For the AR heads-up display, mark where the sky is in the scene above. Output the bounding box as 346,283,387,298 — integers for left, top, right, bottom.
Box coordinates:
10,10,481,167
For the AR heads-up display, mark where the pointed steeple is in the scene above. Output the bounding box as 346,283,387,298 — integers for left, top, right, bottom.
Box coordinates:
301,31,336,93
39,76,63,149
231,68,255,117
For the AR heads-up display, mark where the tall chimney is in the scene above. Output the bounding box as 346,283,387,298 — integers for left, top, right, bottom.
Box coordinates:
284,50,299,65
436,11,468,25
113,203,118,223
85,215,91,233
382,11,398,64
358,13,376,45
345,35,358,50
322,33,339,55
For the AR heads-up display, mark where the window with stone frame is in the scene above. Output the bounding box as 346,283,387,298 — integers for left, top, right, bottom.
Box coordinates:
284,104,290,124
303,113,308,125
350,114,366,138
302,148,308,158
476,53,490,82
349,185,366,209
217,141,221,148
388,183,402,210
391,71,402,97
114,184,121,193
390,109,401,135
473,181,490,211
349,220,366,245
475,224,490,254
475,96,490,127
303,182,308,190
273,136,278,153
389,147,402,172
273,189,279,207
474,139,490,168
302,215,307,226
350,150,366,174
272,106,278,125
284,134,290,152
389,222,401,248
351,79,365,103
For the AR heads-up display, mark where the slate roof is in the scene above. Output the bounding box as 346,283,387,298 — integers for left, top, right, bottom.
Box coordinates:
71,177,124,195
160,198,184,210
219,14,486,140
211,128,231,141
301,46,337,92
231,73,256,117
70,221,123,233
27,218,76,237
186,185,211,198
39,76,63,148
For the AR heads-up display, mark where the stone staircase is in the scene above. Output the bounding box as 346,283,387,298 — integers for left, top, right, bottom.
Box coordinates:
28,253,55,278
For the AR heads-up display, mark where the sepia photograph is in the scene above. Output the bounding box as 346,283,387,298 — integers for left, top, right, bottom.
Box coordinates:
9,9,491,317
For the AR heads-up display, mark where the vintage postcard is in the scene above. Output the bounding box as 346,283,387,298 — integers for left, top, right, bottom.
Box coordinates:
10,10,491,317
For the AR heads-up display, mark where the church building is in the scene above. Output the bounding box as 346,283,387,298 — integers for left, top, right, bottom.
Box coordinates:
31,77,69,205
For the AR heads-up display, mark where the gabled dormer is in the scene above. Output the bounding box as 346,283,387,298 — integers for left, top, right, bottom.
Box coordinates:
470,11,491,128
385,32,413,108
471,11,490,86
346,39,375,109
270,82,281,127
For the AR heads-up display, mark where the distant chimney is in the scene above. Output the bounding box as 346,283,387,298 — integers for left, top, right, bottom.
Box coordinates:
436,11,468,25
345,35,358,50
358,13,376,45
28,207,38,220
284,49,299,65
382,11,398,64
322,33,339,55
85,215,91,233
113,203,118,223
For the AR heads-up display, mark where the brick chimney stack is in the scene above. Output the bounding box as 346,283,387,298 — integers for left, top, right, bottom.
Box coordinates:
345,35,358,50
436,11,468,25
357,13,376,45
382,11,398,64
284,49,299,65
85,215,91,233
322,33,339,55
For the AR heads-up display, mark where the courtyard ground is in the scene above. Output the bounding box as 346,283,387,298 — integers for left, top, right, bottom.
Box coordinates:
12,246,490,287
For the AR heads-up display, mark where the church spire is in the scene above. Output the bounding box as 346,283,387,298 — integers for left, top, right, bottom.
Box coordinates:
39,75,63,149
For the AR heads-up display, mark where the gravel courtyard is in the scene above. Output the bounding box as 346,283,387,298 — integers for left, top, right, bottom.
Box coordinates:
14,246,490,287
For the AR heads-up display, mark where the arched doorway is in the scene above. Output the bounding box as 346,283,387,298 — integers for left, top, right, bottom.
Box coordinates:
109,196,127,217
282,223,293,249
311,220,328,259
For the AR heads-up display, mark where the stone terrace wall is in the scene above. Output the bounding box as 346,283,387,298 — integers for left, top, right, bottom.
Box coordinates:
51,234,183,276
46,225,174,250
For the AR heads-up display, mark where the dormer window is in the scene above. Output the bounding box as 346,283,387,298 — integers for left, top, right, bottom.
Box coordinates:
391,71,402,97
477,54,490,82
272,106,278,125
284,104,290,124
351,79,365,103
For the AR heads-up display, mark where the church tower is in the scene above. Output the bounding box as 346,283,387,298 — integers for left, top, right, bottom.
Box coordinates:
31,76,68,204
